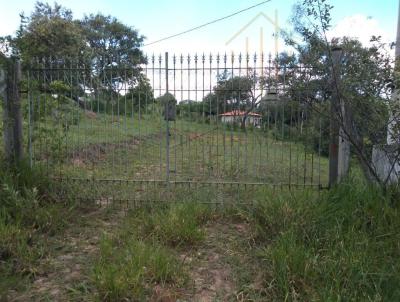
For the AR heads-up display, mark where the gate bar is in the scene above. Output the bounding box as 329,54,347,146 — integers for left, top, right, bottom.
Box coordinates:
165,52,170,182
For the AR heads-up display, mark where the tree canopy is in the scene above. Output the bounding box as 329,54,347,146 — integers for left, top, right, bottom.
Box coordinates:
9,2,85,61
2,1,146,70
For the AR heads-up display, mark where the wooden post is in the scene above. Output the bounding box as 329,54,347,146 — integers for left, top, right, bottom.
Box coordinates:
2,59,23,163
329,47,342,187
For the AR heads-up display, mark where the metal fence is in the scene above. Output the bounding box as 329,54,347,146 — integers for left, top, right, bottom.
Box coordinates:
24,53,329,206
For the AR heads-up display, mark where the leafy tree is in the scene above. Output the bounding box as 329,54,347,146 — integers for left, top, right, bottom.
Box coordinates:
7,2,85,61
283,0,394,184
124,76,154,112
201,72,263,128
79,14,146,94
177,99,203,119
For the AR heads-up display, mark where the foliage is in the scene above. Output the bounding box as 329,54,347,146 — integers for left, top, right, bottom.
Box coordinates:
124,77,154,111
202,72,259,116
2,2,147,99
79,13,145,67
83,76,155,115
176,99,204,121
6,2,85,61
78,13,145,94
282,0,394,184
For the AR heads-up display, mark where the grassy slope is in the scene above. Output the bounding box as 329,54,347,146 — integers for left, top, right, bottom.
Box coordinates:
30,109,329,191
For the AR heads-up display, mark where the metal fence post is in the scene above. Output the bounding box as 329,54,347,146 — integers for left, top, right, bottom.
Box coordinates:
329,47,341,187
2,59,23,164
338,100,351,181
165,52,170,183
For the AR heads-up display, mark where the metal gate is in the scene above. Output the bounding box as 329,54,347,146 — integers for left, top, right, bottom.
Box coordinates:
26,53,328,207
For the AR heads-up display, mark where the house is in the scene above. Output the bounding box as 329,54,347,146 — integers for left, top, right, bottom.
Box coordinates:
219,110,262,127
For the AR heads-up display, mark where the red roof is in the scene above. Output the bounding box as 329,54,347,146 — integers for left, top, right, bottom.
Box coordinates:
219,110,261,117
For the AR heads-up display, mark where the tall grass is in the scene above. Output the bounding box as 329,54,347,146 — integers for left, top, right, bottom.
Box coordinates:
249,179,400,301
0,160,72,296
93,237,186,301
124,203,213,247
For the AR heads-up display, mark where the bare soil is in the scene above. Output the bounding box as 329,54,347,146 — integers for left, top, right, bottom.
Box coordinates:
8,211,261,302
8,207,124,302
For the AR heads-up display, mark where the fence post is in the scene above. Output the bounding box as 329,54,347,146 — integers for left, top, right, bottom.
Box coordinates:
338,100,351,181
165,52,170,183
2,59,23,164
329,47,342,187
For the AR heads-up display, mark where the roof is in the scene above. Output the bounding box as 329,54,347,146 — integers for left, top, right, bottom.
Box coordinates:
219,110,262,117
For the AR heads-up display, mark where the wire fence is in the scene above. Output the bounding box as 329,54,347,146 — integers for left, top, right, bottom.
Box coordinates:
25,52,329,205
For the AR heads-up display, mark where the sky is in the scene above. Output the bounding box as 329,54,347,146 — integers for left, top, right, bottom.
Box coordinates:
0,0,398,56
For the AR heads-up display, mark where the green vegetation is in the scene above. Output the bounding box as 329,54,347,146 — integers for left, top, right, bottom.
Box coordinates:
92,202,212,301
0,161,74,296
93,239,185,301
89,180,400,301
245,179,400,301
123,203,212,247
27,102,328,188
1,0,399,300
1,157,399,301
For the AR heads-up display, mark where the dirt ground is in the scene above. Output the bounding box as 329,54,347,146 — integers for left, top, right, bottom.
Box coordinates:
8,206,262,302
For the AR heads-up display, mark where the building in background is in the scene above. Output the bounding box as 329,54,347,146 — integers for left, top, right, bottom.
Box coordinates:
220,110,262,127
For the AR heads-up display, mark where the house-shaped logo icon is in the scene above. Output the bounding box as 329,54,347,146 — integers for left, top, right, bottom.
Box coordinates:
225,10,280,56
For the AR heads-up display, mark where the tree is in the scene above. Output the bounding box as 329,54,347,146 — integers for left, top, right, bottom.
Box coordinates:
124,76,154,112
202,71,263,128
283,0,395,185
79,14,146,94
7,2,85,61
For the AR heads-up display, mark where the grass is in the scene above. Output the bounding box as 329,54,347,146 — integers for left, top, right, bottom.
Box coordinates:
93,238,185,301
243,178,400,301
27,101,329,190
3,97,398,300
123,203,213,247
2,157,400,301
0,160,75,298
23,101,330,205
91,202,213,300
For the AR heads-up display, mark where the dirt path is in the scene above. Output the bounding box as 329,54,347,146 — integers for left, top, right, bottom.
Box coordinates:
8,210,261,302
180,220,260,302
